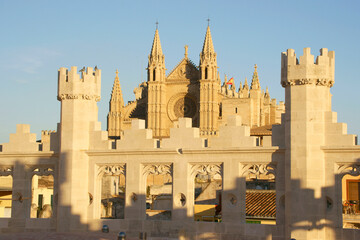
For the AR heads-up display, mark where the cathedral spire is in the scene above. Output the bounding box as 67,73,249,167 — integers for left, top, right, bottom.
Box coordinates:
250,64,260,90
110,69,124,108
148,27,165,82
199,24,217,80
150,28,164,59
201,25,215,56
108,69,124,138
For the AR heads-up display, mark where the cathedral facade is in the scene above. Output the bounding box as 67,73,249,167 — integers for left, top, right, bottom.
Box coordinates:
107,26,284,139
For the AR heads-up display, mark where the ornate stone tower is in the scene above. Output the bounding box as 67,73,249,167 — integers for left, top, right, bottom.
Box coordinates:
107,70,124,138
57,66,101,231
249,64,261,127
199,25,220,135
281,48,334,239
147,27,167,138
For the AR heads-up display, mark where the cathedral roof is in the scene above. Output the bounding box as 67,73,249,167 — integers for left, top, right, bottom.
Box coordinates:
250,125,273,136
166,57,199,81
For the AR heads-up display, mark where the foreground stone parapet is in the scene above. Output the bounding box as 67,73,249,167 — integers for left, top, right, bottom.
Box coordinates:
2,124,39,152
162,118,204,149
89,122,112,150
116,119,157,150
210,115,256,148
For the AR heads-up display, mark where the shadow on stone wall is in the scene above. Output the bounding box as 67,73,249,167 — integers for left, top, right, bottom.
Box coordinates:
2,158,360,239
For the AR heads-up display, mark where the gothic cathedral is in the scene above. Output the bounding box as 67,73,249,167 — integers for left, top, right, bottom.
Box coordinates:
107,25,284,139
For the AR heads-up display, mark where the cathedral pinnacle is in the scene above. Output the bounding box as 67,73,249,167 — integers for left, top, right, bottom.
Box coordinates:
201,25,215,56
150,28,164,59
239,81,243,91
184,45,188,58
250,64,260,90
264,86,270,98
110,69,124,108
244,77,249,89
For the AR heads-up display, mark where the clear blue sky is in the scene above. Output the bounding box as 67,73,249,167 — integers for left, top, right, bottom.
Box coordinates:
0,0,359,143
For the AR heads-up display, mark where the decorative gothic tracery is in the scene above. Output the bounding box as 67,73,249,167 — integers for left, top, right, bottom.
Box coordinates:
240,163,276,179
337,163,360,177
190,163,222,178
142,164,172,177
31,166,54,176
98,164,126,176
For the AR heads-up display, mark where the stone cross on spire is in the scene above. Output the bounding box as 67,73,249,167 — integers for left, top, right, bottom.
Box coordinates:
184,45,188,58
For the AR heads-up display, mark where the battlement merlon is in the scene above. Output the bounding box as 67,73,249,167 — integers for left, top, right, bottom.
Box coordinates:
281,48,335,88
57,66,101,102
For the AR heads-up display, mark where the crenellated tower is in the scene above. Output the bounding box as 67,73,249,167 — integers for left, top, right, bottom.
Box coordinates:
107,69,124,138
147,27,167,138
57,66,101,231
280,48,335,239
199,25,220,135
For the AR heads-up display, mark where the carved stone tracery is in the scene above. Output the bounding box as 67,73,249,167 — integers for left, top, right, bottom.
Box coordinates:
240,163,276,179
98,165,126,176
32,167,54,176
281,78,334,88
337,163,360,177
167,93,198,122
143,164,172,176
191,163,222,177
58,94,101,102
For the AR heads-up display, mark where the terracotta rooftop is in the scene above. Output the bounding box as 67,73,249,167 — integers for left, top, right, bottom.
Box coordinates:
246,190,276,218
250,125,274,136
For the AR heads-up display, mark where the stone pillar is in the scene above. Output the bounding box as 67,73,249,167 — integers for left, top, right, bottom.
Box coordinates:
222,161,242,223
172,160,189,220
124,161,143,220
8,163,31,231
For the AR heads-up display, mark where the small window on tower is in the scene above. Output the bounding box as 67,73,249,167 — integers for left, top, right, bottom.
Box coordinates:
205,68,208,79
153,69,156,81
235,107,238,114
